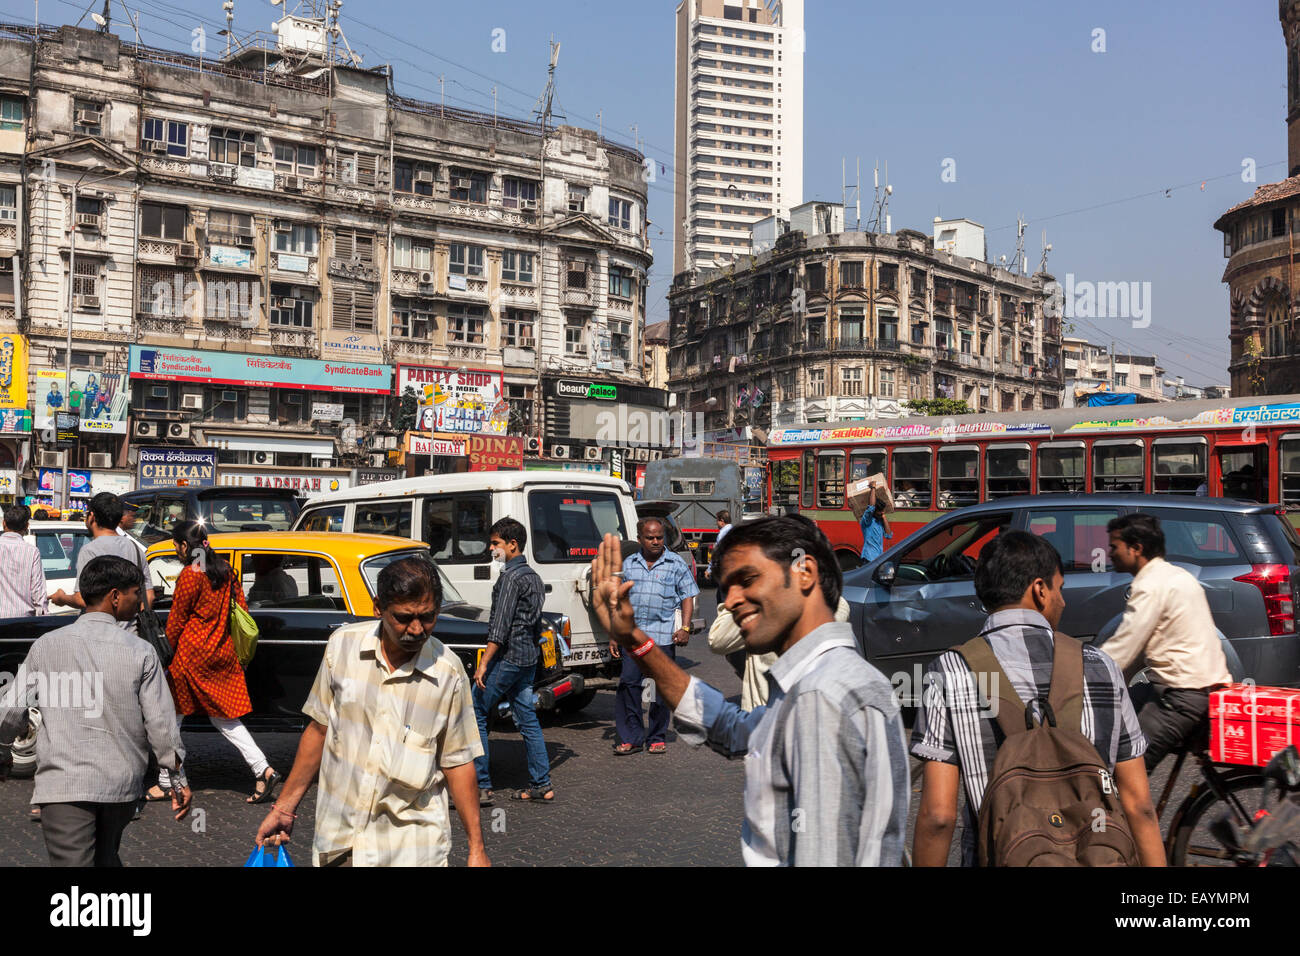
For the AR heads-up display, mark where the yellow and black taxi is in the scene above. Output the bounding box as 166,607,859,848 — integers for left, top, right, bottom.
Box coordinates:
0,532,575,736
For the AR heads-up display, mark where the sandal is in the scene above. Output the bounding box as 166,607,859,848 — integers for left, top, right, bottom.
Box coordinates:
647,742,667,755
143,785,173,802
479,788,495,806
247,768,282,805
612,742,643,756
29,805,40,821
512,786,555,803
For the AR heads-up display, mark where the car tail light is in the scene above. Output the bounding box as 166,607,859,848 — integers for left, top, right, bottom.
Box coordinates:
1234,564,1296,635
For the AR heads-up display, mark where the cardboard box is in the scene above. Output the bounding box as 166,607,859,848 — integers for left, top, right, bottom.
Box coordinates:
848,474,893,519
1209,683,1300,766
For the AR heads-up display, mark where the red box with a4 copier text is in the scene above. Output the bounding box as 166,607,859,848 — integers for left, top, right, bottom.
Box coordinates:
1209,683,1300,766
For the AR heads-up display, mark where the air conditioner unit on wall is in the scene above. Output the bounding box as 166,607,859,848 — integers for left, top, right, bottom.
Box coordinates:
524,436,542,454
583,445,602,462
253,450,273,465
369,453,386,467
415,169,435,184
88,453,112,469
283,175,301,192
39,450,65,469
419,271,435,285
181,394,203,411
74,294,101,311
549,444,571,460
135,421,159,438
167,422,190,440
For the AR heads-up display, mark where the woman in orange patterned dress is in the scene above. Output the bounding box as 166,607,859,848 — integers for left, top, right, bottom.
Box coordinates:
145,520,281,804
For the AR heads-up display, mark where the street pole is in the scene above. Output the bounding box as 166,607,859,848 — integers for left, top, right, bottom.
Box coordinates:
61,182,75,512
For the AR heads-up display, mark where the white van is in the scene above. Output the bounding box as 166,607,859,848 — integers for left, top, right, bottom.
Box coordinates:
293,471,638,708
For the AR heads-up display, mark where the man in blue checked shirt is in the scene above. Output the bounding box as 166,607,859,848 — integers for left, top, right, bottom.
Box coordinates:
611,517,698,755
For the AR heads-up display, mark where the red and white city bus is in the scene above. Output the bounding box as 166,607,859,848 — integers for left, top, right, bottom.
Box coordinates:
765,394,1300,569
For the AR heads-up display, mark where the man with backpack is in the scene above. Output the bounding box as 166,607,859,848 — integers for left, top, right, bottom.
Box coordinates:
911,531,1165,866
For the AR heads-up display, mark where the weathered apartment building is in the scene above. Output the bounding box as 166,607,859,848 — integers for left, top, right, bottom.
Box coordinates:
1061,336,1167,405
0,21,656,502
667,204,1063,436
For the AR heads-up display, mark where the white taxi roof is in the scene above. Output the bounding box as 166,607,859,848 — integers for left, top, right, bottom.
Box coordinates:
302,470,632,505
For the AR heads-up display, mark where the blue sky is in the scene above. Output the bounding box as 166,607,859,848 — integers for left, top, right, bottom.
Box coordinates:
10,0,1289,386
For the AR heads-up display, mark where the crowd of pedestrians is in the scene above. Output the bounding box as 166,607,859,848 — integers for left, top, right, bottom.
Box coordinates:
0,486,1240,867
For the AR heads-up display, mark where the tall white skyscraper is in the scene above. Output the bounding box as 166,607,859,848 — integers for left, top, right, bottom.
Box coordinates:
674,0,804,275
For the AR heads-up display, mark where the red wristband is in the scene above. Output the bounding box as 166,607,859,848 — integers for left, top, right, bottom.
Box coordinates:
631,638,655,658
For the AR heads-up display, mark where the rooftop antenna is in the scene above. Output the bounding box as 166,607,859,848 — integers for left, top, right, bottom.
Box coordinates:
533,37,566,128
90,0,109,31
842,157,861,231
222,1,234,57
1039,229,1052,274
868,160,893,234
1013,214,1027,274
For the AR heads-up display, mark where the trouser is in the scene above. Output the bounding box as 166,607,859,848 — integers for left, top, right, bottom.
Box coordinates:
615,643,676,747
40,801,136,867
1130,682,1212,773
158,714,269,788
472,659,551,790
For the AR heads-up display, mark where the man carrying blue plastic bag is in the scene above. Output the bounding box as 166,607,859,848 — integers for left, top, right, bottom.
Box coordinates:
254,556,489,867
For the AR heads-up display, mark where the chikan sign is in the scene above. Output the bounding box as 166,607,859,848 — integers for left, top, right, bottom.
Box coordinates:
467,434,524,472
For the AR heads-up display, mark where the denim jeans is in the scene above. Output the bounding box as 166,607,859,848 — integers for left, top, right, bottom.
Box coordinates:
615,643,676,746
472,659,551,791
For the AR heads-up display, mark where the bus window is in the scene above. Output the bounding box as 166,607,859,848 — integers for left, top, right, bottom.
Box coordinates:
937,446,979,509
1152,439,1207,495
801,450,815,510
1219,447,1267,502
849,448,888,483
1038,443,1085,493
986,444,1030,499
772,459,801,513
1093,440,1144,493
892,449,932,509
1281,436,1300,507
817,450,846,509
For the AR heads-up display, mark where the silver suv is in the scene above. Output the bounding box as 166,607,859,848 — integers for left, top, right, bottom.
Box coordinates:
844,494,1300,688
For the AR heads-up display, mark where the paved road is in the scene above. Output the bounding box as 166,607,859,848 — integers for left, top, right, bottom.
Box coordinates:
0,591,1205,866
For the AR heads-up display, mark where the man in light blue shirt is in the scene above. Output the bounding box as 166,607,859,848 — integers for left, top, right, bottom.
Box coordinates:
611,518,698,755
858,484,892,564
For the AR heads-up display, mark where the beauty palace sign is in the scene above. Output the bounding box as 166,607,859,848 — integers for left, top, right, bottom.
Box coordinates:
129,346,393,395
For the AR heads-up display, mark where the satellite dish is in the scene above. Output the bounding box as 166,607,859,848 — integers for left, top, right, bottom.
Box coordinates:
270,0,283,5
90,12,106,26
271,21,280,32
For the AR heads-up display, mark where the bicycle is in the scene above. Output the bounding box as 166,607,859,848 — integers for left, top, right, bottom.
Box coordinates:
1157,744,1274,866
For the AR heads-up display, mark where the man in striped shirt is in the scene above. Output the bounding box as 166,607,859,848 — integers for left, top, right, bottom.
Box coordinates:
0,505,47,617
910,530,1165,866
472,517,551,804
254,555,488,867
593,516,910,866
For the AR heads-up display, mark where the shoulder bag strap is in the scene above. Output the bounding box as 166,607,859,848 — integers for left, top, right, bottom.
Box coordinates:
953,636,1030,738
1047,631,1085,732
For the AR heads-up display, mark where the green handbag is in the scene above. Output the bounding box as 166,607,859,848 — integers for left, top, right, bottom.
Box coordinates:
229,584,259,667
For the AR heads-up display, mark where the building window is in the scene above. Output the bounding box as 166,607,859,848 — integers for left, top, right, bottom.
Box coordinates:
274,221,318,256
141,202,186,241
331,283,375,331
808,367,825,397
392,236,433,271
334,150,377,187
566,259,591,290
608,266,634,299
0,185,15,221
449,243,485,277
804,262,825,293
502,309,535,347
333,229,374,264
273,141,318,176
567,185,589,213
391,300,434,339
209,127,257,167
449,168,488,204
503,177,538,210
394,158,436,196
506,383,534,430
838,306,864,347
143,117,188,157
0,96,22,130
74,99,103,136
207,210,254,246
878,309,898,343
501,250,534,283
839,261,864,288
448,304,487,345
72,259,100,308
565,314,588,355
1115,373,1128,387
878,263,897,292
205,386,248,422
880,368,895,397
610,319,631,361
842,367,863,396
806,314,825,348
268,282,314,328
608,197,632,230
208,279,258,320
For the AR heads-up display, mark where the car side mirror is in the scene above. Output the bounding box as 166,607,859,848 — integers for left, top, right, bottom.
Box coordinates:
874,560,897,588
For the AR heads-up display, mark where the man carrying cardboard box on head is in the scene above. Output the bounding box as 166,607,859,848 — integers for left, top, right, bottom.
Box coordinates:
850,475,893,565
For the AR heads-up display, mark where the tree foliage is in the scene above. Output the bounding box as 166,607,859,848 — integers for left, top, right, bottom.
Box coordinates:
902,398,973,418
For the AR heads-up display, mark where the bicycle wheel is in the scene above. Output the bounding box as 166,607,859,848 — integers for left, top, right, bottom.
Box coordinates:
1168,771,1267,866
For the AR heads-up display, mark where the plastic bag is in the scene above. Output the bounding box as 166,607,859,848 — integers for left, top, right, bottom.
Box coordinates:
243,842,294,867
